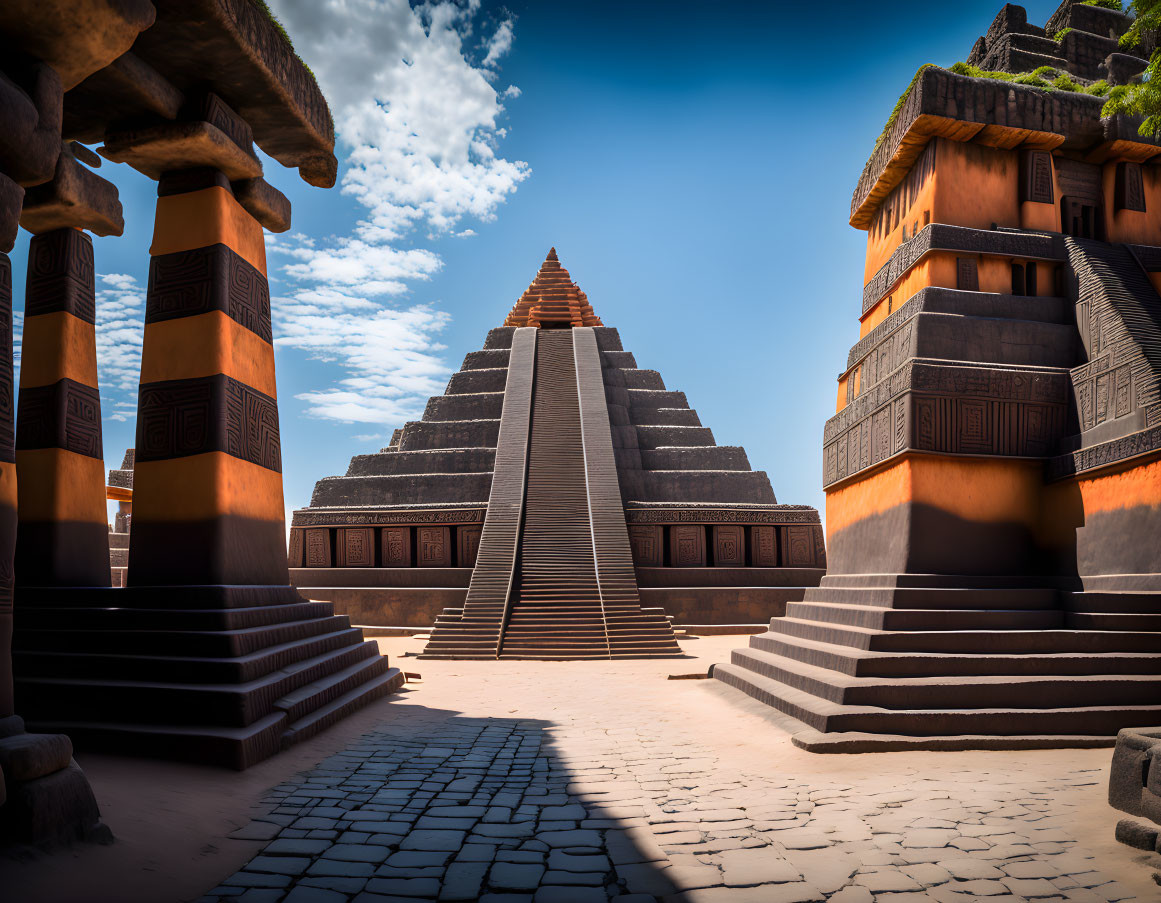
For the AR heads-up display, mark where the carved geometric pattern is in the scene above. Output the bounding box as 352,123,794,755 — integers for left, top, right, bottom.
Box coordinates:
417,526,451,567
292,508,486,528
628,525,663,566
287,527,304,568
337,527,374,567
147,244,272,342
15,379,103,458
201,92,256,154
381,526,411,567
956,257,979,292
457,525,482,569
668,524,705,567
712,525,744,567
304,528,331,567
136,374,281,472
782,525,816,567
1116,161,1146,213
823,362,1070,486
1020,150,1054,205
25,228,96,323
1048,423,1161,481
749,525,778,567
0,253,12,463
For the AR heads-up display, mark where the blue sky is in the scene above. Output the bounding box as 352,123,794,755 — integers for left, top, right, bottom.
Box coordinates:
10,0,1073,526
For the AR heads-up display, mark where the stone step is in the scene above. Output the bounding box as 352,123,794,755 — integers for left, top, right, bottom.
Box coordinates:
748,630,1161,677
15,640,385,727
626,389,688,409
109,548,128,567
446,368,507,394
344,447,496,477
424,392,504,422
767,616,1161,653
638,445,748,470
17,601,334,632
13,628,371,684
27,712,289,770
398,419,499,451
280,667,405,749
1065,591,1161,613
309,472,493,507
461,349,509,370
1066,612,1161,632
634,425,715,449
784,601,1061,631
641,470,776,504
629,408,702,427
801,586,1059,610
712,663,1161,737
108,533,130,550
729,646,1161,710
17,614,353,658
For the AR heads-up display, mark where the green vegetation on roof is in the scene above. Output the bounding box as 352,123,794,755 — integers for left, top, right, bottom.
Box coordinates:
1053,27,1074,40
867,63,1112,170
246,0,332,130
1105,0,1161,136
1082,0,1123,10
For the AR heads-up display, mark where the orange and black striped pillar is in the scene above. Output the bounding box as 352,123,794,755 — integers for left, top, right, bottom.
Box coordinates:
14,228,110,587
128,169,288,587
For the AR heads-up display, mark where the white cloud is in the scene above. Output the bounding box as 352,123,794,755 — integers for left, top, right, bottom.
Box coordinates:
12,274,143,423
263,0,529,425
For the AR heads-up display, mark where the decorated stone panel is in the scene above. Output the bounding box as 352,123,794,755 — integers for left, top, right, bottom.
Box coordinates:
304,528,331,568
749,525,778,568
381,526,411,568
712,525,744,567
337,527,374,567
628,525,663,567
668,524,705,567
418,526,452,568
457,525,482,569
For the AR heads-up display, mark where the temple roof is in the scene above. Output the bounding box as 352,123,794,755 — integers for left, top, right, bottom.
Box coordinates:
504,248,603,328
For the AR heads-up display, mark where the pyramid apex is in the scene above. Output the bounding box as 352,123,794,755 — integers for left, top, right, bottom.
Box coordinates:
503,249,603,329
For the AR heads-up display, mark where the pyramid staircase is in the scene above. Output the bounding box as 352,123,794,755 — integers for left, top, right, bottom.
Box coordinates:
422,304,680,659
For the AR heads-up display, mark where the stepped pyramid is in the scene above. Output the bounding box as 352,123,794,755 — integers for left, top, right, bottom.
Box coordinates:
291,250,826,658
714,1,1161,750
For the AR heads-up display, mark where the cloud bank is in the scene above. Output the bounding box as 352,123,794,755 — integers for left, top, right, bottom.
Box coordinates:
266,0,529,425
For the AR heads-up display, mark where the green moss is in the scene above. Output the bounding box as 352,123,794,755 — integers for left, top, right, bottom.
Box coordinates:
868,63,1119,166
1054,27,1075,40
245,0,332,130
1082,0,1123,9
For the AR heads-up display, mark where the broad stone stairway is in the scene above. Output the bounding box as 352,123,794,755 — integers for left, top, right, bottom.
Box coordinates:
421,328,680,660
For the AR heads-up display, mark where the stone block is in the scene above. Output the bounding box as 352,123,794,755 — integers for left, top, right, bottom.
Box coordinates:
0,62,62,186
232,178,291,232
0,731,72,781
21,146,124,236
0,172,24,252
0,759,102,845
100,120,263,181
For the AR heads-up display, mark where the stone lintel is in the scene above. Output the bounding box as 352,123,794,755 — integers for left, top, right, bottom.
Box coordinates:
129,0,337,187
291,506,487,528
20,145,124,236
62,51,186,145
624,504,820,525
99,119,262,182
231,178,290,233
0,0,155,91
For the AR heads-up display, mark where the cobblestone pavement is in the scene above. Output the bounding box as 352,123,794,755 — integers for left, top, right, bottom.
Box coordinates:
198,637,1157,903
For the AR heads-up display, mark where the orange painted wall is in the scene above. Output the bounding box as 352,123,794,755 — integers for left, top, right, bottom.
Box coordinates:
930,141,1020,234
825,453,1044,540
1041,454,1161,547
864,163,936,281
1103,162,1161,245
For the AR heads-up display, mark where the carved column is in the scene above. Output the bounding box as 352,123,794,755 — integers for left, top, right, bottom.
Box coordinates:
128,169,288,587
15,227,110,586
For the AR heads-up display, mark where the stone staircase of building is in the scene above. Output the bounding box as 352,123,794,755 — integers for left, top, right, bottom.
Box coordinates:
14,586,404,768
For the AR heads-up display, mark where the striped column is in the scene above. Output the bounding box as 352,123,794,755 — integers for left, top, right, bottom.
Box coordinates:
0,249,15,715
128,169,287,587
14,228,110,587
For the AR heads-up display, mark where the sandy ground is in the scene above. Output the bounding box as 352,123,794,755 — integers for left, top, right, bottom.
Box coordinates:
1,635,1158,902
